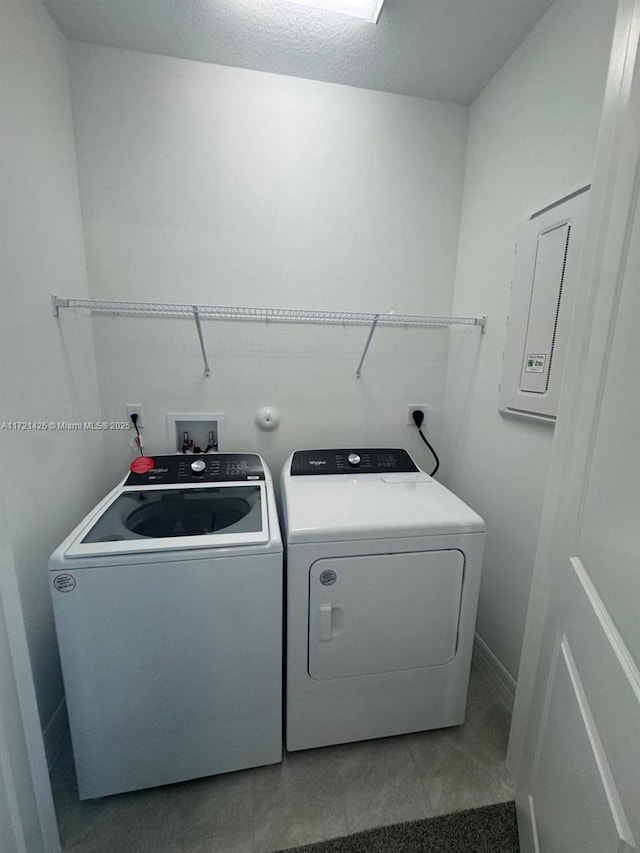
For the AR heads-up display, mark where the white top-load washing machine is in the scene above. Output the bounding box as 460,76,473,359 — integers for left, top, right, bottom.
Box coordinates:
281,448,485,751
49,453,282,799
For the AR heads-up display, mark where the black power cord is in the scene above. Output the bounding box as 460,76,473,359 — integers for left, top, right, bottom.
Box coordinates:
412,409,439,477
130,412,144,457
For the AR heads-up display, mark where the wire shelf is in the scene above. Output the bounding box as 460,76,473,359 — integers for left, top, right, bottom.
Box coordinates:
54,297,484,328
51,295,487,378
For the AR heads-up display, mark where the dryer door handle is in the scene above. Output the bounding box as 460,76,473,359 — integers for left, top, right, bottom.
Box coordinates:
317,603,333,641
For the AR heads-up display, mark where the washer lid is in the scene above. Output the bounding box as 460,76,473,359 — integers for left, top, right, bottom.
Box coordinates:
64,481,270,557
283,474,485,543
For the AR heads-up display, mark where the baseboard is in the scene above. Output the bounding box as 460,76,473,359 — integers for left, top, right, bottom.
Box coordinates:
43,698,68,771
473,634,516,713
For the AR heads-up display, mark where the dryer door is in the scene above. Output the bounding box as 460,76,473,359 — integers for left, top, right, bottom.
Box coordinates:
308,550,464,680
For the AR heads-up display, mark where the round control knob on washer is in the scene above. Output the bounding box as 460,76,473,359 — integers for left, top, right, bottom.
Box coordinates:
347,453,361,467
191,459,206,473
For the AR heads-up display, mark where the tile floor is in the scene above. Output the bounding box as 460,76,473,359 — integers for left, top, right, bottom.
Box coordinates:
51,667,514,853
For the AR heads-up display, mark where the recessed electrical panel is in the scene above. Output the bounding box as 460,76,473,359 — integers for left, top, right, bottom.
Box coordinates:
499,187,590,424
166,413,225,454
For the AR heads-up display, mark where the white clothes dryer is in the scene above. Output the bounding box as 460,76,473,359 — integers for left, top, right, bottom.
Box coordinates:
281,448,485,751
49,453,282,799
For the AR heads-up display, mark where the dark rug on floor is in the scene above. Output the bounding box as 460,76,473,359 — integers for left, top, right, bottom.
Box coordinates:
278,801,519,853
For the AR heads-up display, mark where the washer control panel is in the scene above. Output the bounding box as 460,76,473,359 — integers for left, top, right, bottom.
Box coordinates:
291,448,419,475
125,454,265,485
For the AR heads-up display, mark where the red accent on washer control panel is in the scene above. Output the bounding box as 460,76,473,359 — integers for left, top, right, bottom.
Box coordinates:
130,456,155,474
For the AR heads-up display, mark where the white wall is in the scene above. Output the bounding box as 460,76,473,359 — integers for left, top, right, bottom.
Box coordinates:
68,44,469,479
442,0,617,680
0,0,105,734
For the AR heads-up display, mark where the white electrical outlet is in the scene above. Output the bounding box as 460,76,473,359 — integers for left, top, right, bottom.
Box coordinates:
126,403,144,428
406,404,428,426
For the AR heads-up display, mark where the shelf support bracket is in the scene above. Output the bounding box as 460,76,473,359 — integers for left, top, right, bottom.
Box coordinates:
355,314,380,379
51,293,68,318
192,306,211,377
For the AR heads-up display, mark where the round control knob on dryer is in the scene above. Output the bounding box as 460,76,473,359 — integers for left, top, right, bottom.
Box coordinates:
190,459,206,473
347,453,361,467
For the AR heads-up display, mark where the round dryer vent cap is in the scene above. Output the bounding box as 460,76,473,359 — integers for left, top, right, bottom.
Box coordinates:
255,406,280,431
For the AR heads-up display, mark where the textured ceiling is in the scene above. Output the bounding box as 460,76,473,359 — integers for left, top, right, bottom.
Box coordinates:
43,0,556,105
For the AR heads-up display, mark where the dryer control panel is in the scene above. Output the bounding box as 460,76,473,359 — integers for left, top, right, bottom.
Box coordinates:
291,448,419,475
125,453,265,485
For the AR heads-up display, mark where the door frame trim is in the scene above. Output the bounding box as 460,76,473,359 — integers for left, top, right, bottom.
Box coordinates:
0,494,61,853
508,0,640,778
